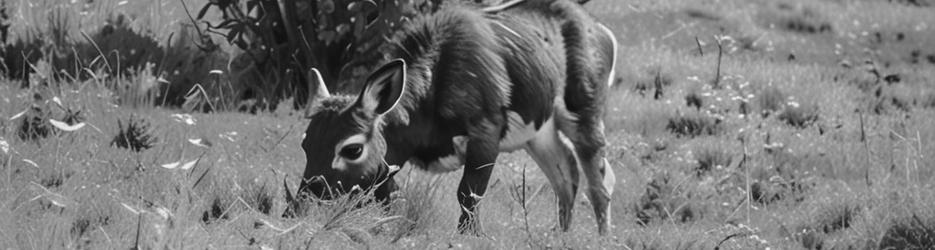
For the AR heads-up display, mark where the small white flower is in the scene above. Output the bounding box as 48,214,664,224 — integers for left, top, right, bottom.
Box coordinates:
154,206,173,220
170,114,196,125
220,131,238,142
51,96,63,107
0,138,9,154
188,138,211,148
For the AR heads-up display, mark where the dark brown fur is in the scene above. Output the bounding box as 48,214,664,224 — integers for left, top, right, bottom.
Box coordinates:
299,0,617,234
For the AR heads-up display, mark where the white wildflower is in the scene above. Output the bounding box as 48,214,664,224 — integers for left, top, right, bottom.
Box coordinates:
170,114,196,125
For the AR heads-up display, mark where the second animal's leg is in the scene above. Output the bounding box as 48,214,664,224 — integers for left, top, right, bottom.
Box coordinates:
560,119,616,235
524,118,580,231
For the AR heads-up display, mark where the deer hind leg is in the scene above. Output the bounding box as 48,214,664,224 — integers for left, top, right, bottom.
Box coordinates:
557,115,615,235
524,117,579,232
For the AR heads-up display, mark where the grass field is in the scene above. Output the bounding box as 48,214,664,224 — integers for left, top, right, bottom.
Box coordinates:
2,0,935,249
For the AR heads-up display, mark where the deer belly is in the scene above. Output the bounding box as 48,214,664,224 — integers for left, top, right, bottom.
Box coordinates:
413,111,542,171
411,136,468,173
499,111,540,151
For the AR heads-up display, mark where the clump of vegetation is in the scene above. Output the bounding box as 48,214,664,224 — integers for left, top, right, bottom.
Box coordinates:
693,145,732,177
756,86,786,117
391,175,446,240
754,152,817,205
779,198,862,249
887,0,933,7
16,105,53,141
761,3,832,35
242,183,274,215
70,214,112,248
282,179,309,218
633,67,673,99
666,111,722,137
111,116,157,152
61,108,85,125
777,104,819,128
879,215,935,249
750,181,780,204
921,92,935,109
197,0,446,109
635,172,703,225
201,195,233,224
38,170,72,189
685,91,704,110
812,204,861,235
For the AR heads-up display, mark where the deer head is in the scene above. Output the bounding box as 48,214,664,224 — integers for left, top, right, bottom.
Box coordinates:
298,59,407,200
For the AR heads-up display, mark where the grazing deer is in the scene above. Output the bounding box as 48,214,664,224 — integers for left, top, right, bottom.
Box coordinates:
298,0,618,235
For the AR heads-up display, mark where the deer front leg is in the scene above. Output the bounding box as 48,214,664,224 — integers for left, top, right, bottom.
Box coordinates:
456,125,500,235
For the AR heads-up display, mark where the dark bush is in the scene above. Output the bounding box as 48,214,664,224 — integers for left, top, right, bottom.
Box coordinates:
756,86,786,117
694,146,732,176
16,106,53,141
111,116,157,152
201,196,232,224
635,172,702,225
634,68,672,99
243,184,274,215
777,105,819,128
197,0,447,109
685,92,703,110
666,111,721,137
880,216,935,250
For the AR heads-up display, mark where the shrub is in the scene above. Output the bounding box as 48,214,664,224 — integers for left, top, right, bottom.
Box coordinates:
777,104,819,128
693,145,732,177
111,116,157,152
756,86,785,117
242,183,274,215
880,216,935,249
635,172,703,225
201,195,233,224
633,67,672,99
666,111,721,137
16,106,53,141
197,0,444,109
685,91,703,110
2,2,220,110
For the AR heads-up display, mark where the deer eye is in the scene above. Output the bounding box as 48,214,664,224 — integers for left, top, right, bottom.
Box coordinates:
339,144,364,160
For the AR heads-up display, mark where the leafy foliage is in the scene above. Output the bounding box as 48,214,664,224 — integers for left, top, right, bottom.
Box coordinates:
111,116,157,152
16,106,53,141
197,0,443,108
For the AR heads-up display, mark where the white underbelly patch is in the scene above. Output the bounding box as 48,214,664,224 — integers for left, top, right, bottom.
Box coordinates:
409,111,556,172
499,111,544,151
410,136,468,173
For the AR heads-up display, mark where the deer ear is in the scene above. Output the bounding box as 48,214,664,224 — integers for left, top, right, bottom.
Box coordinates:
356,59,406,115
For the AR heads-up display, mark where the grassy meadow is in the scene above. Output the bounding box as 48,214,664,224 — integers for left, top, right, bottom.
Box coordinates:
2,0,935,249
